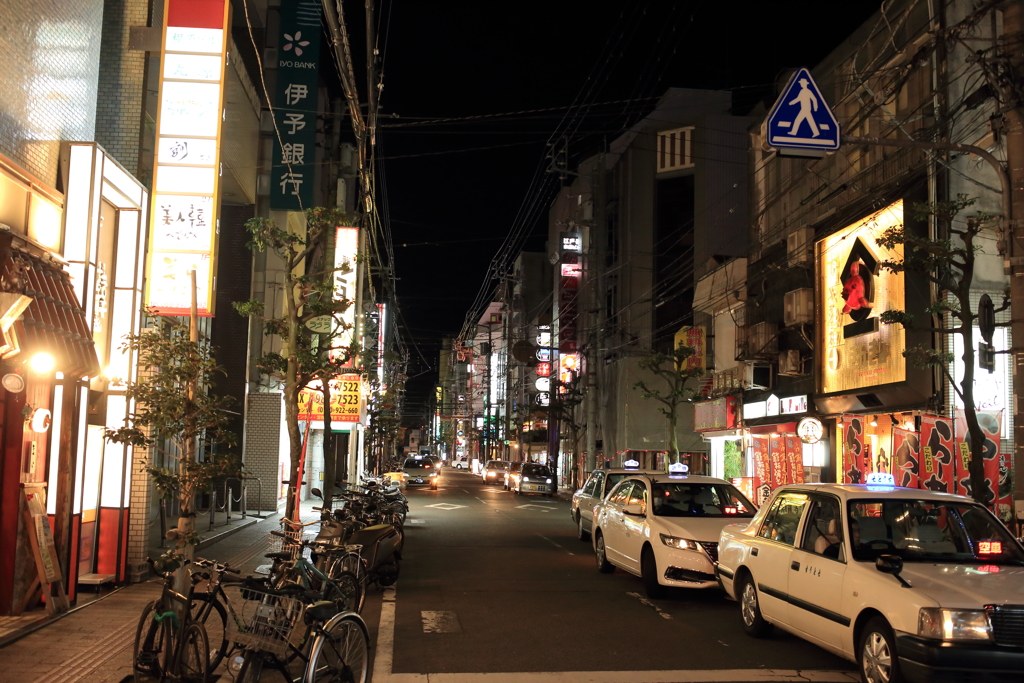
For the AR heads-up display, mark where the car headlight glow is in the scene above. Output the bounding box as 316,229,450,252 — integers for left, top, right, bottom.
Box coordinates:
546,478,552,484
918,608,991,641
523,476,530,482
659,534,699,550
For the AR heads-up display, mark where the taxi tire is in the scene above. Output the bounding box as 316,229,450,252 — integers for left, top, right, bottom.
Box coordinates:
641,546,664,599
738,574,773,638
577,515,590,541
859,617,902,683
594,531,614,573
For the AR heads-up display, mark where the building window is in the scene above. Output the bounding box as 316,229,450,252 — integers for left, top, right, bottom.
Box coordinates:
657,127,695,173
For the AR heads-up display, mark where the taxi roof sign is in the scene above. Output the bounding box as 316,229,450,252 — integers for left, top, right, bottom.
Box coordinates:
623,459,640,469
765,68,840,154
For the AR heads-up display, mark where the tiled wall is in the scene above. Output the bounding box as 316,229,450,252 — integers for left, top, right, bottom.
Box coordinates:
244,392,284,511
0,0,104,186
94,0,148,176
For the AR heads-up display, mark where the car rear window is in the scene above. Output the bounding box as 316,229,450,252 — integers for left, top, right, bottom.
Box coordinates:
404,460,431,469
522,464,551,477
485,461,506,470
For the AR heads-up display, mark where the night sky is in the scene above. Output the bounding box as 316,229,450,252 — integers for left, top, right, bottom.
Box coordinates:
367,2,883,423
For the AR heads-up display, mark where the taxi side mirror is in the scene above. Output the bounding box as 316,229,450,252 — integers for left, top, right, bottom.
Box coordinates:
623,504,644,516
876,554,912,588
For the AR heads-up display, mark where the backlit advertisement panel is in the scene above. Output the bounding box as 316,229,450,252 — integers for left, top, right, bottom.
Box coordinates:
332,227,359,367
145,0,230,316
817,200,905,394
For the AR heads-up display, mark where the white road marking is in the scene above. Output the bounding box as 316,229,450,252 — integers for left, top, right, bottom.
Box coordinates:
372,586,397,678
515,504,552,512
423,503,466,510
421,610,461,633
627,591,673,620
537,534,574,555
405,519,426,525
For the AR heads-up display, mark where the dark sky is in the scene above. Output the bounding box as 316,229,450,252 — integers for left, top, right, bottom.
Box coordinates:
369,2,882,423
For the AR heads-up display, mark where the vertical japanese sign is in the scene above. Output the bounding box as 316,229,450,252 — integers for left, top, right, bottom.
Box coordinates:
920,416,955,493
146,0,230,316
751,436,770,505
953,409,1002,503
893,428,921,489
271,0,322,211
839,415,866,484
332,227,358,367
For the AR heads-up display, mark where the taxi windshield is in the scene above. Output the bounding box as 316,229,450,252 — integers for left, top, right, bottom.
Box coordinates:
404,460,431,469
848,499,1024,565
650,483,756,518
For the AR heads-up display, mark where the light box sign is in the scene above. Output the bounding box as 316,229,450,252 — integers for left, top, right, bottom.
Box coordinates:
270,0,322,211
146,0,230,316
332,227,359,367
817,199,906,394
296,376,362,422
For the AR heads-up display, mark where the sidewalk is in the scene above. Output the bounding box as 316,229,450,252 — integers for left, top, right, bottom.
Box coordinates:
0,508,294,683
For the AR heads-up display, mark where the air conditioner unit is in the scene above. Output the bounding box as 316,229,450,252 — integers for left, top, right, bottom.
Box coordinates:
787,227,814,266
784,288,814,326
748,321,776,357
743,362,772,390
778,350,803,376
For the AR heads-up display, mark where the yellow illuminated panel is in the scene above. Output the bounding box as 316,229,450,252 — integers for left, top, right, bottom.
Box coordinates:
145,0,230,316
817,199,906,394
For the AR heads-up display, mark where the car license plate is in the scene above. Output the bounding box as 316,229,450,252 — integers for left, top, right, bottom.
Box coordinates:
415,478,423,483
525,484,538,491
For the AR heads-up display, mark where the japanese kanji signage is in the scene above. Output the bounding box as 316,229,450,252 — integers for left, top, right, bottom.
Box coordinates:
271,0,322,211
146,0,230,316
297,376,362,422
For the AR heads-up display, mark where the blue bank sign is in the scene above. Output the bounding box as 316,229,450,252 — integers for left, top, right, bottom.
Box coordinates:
765,68,840,153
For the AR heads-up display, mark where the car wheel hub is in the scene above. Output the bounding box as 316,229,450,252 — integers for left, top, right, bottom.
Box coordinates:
741,582,757,626
862,632,891,683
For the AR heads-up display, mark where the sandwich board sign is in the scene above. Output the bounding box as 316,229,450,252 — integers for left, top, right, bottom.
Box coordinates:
765,68,840,155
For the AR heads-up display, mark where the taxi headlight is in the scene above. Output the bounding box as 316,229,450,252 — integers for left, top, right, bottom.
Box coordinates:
918,608,991,641
523,476,530,482
659,534,699,550
546,478,552,484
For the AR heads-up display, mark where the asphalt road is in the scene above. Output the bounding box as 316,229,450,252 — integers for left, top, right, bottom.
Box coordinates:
372,469,858,683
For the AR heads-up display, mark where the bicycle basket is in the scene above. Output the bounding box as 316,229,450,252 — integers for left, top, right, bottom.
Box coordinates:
223,584,308,657
267,529,315,560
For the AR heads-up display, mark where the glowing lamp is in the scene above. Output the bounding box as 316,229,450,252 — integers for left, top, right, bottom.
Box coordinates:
29,352,55,374
29,408,52,433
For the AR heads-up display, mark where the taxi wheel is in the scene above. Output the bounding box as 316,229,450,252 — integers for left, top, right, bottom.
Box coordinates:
641,546,664,599
576,515,590,541
738,574,772,638
594,531,614,573
859,617,902,683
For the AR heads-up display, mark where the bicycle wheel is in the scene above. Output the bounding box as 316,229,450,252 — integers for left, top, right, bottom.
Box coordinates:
330,570,364,614
172,622,210,683
191,592,229,673
306,614,369,683
133,601,168,683
236,649,292,683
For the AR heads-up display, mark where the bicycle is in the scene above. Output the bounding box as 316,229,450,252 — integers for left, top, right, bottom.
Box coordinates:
225,582,369,683
267,531,365,614
189,557,243,673
132,558,211,683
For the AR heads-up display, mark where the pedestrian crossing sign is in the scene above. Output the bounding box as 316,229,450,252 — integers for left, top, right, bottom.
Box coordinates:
765,68,840,153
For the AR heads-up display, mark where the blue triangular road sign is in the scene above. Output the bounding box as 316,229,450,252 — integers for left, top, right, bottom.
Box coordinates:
765,68,840,151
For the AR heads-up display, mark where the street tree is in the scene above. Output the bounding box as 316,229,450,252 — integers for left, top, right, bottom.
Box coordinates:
104,313,238,571
633,342,704,464
234,207,357,519
876,195,1008,505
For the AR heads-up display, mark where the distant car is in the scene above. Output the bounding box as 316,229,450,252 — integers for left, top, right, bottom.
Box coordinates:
451,457,469,470
402,456,439,490
718,483,1024,683
504,461,523,490
592,473,756,598
512,463,555,496
425,455,443,469
571,468,661,541
481,460,509,485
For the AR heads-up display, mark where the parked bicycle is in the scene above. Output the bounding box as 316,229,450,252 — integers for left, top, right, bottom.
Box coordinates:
132,558,211,683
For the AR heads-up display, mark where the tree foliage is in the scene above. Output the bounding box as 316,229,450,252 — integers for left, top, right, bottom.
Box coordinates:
633,342,704,461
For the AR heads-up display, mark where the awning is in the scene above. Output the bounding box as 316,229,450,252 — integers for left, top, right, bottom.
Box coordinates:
692,258,747,314
3,249,99,378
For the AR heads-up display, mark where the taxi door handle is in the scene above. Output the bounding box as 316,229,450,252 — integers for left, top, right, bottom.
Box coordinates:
791,561,800,571
751,547,758,556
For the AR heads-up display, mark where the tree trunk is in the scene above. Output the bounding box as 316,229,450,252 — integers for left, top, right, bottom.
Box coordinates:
960,331,989,504
668,408,679,463
321,379,336,509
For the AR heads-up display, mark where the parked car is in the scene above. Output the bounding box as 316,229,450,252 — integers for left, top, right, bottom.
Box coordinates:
571,467,661,541
504,461,523,490
511,463,555,496
481,460,509,485
717,483,1024,683
402,456,439,490
592,473,756,598
451,456,469,470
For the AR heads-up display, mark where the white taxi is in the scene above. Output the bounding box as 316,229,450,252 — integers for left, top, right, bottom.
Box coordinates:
591,469,757,598
570,466,661,541
717,482,1024,683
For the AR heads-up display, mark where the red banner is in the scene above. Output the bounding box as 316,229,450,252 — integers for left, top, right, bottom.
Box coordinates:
920,416,955,493
952,410,1002,504
769,434,785,489
893,428,921,489
840,415,867,484
785,434,805,485
997,453,1013,520
751,436,771,505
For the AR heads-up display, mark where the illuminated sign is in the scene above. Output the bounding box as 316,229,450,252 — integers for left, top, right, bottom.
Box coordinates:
146,0,230,316
535,377,550,392
332,227,359,367
673,326,705,372
536,392,550,406
536,362,551,377
693,397,737,431
559,353,578,390
296,376,362,422
781,395,807,414
817,200,906,394
536,348,550,362
865,472,895,486
797,417,824,444
560,263,582,277
624,459,640,469
668,462,688,475
561,232,582,253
